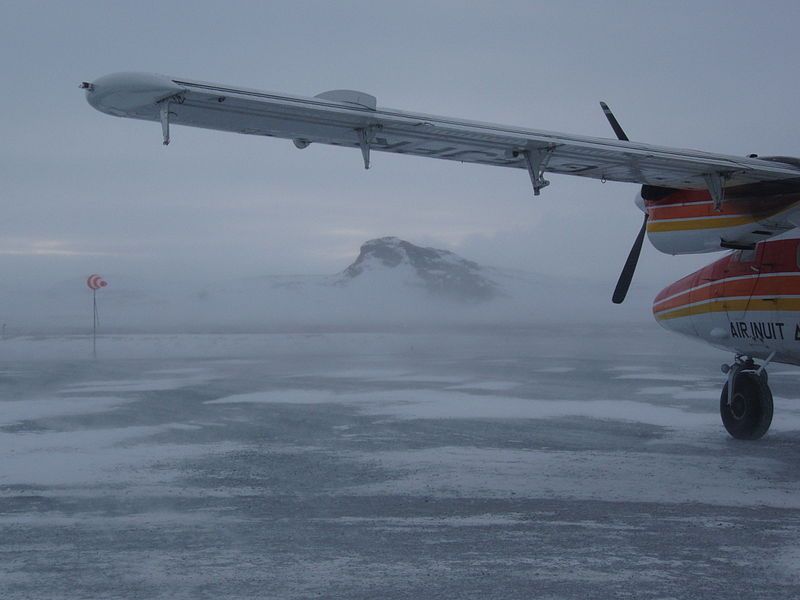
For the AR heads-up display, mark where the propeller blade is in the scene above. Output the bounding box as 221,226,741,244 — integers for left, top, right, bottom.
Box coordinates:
599,100,644,303
599,101,629,142
612,213,648,304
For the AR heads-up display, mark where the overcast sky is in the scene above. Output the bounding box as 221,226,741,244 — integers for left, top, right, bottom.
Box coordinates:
3,1,800,309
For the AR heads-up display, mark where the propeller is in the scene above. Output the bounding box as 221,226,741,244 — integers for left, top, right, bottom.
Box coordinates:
600,101,646,304
612,212,648,304
599,101,629,142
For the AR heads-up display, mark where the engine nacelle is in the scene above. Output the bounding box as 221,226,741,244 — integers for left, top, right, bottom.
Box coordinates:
642,184,800,255
653,237,800,366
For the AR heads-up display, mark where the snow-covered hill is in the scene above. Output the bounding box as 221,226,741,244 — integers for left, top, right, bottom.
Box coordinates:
0,237,655,334
339,237,498,302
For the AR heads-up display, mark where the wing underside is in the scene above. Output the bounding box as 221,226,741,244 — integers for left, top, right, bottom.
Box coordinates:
86,73,800,193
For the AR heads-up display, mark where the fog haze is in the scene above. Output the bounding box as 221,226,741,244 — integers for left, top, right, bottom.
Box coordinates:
5,7,800,595
2,1,800,322
0,236,657,334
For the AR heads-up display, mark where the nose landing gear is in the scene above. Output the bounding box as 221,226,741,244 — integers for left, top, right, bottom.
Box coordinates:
720,356,774,440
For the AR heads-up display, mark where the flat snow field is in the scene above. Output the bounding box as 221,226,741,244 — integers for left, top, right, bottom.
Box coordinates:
2,323,800,599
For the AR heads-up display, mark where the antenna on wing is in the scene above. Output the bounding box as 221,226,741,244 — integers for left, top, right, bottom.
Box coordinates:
599,101,648,304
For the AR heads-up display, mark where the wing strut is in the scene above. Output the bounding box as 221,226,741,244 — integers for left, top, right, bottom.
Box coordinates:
159,101,170,146
157,93,184,146
703,172,728,211
356,125,381,170
511,146,554,196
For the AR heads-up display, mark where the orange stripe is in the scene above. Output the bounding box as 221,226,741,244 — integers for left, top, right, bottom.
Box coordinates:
650,203,742,220
648,201,799,234
655,297,800,320
653,276,800,312
648,198,797,220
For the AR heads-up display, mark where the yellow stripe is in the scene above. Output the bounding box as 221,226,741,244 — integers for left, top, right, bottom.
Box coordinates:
647,215,756,233
647,202,800,234
655,297,800,320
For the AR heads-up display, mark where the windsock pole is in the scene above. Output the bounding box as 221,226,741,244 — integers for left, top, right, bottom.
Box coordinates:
87,274,107,359
92,288,97,359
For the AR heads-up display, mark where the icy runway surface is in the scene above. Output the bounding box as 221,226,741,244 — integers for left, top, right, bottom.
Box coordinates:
2,324,800,599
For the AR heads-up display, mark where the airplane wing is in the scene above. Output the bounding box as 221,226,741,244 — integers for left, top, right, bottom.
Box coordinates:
83,72,800,198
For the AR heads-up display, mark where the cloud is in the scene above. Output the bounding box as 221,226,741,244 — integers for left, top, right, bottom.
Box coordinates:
0,238,120,257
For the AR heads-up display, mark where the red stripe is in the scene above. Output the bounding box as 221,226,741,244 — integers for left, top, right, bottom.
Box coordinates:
646,191,797,223
656,241,800,300
654,275,800,312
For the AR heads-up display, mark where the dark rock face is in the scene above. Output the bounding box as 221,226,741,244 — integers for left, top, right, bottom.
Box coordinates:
342,237,498,301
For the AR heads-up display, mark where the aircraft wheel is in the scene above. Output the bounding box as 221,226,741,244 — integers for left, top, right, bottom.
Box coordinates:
720,373,773,440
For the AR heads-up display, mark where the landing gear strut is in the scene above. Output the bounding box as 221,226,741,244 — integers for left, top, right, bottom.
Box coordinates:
720,356,773,440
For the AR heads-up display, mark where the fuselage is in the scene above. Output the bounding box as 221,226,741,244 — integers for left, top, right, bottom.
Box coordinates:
654,236,800,366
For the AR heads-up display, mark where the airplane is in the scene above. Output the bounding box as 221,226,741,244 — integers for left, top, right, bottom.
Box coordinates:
81,71,800,440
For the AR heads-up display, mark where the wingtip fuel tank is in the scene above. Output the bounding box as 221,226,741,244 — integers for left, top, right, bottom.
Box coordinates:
81,72,185,118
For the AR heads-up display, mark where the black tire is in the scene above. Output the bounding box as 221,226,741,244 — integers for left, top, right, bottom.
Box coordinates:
720,373,773,440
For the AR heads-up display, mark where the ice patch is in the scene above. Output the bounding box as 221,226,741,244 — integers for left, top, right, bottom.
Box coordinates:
615,372,701,382
447,381,519,391
315,368,411,379
311,368,465,384
329,514,527,528
0,396,127,426
0,425,242,487
64,371,213,393
378,375,465,384
637,386,720,401
206,387,719,429
347,446,800,509
206,390,337,405
355,391,719,427
0,511,242,527
147,367,212,376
